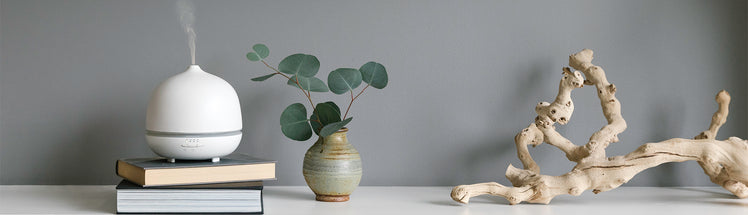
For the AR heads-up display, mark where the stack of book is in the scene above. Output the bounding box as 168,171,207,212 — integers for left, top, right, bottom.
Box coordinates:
115,154,276,214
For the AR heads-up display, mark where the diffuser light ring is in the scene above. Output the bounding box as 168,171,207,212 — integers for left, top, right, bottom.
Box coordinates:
145,132,242,160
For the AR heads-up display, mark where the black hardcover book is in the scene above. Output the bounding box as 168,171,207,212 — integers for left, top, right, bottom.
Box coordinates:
116,180,264,214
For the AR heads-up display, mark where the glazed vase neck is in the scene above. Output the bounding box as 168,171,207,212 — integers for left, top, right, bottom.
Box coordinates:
322,129,348,145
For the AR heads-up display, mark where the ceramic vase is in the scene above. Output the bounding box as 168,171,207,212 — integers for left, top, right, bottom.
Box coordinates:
302,128,362,202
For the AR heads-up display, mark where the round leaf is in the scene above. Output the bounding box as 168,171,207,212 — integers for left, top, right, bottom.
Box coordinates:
360,61,388,89
287,75,329,92
319,117,353,137
253,44,269,59
310,102,341,135
279,54,320,77
251,73,276,82
280,103,312,141
327,68,363,94
246,52,261,61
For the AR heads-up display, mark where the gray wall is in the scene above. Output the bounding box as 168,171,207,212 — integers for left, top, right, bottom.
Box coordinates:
1,0,746,186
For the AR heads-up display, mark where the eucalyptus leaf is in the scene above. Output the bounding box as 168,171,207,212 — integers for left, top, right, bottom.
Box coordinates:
251,73,276,82
280,103,313,141
327,68,363,94
359,61,388,89
319,117,353,137
287,75,329,92
279,54,320,77
246,52,261,62
253,44,269,59
310,102,342,135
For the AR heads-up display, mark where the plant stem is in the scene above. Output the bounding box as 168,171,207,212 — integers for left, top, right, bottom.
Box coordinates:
343,90,354,120
261,60,285,77
259,59,324,134
353,84,370,101
343,84,370,119
261,60,315,110
295,75,315,110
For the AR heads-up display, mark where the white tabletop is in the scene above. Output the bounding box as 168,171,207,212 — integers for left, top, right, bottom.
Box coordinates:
1,186,747,214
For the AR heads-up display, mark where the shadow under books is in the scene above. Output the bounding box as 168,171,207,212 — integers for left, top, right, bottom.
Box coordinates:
49,187,117,214
265,188,316,201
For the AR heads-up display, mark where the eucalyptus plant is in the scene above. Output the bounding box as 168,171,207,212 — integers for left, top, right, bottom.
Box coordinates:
247,44,388,141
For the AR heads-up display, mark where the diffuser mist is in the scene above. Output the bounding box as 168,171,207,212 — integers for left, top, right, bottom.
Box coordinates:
144,0,242,163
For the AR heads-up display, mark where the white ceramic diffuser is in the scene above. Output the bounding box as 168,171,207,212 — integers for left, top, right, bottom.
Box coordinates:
146,65,242,162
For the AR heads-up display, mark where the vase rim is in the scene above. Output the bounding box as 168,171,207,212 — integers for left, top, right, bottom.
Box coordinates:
337,127,349,133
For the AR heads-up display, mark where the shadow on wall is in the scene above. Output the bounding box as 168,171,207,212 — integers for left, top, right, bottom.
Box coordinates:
632,96,687,186
508,57,555,115
45,107,151,184
453,130,519,185
235,86,308,186
236,87,285,157
451,62,551,185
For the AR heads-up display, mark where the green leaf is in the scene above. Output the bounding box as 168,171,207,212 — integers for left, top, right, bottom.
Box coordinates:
310,102,342,135
359,61,388,89
253,44,269,59
251,73,276,81
246,52,261,61
319,117,352,137
287,75,329,92
327,68,363,94
279,103,313,141
278,54,320,77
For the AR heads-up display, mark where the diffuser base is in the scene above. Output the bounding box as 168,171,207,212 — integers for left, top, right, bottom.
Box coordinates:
165,157,220,163
146,131,241,161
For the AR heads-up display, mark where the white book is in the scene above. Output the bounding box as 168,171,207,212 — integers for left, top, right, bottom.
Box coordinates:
116,180,263,214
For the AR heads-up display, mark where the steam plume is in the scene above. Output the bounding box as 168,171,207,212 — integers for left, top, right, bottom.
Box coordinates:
177,0,196,65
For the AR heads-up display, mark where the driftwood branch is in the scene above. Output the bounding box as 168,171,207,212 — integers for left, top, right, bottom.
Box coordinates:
451,49,748,205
